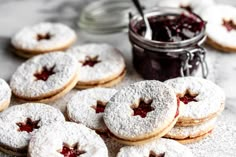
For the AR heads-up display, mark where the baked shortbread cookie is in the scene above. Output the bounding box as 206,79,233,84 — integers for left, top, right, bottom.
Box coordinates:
201,5,236,52
10,52,79,103
0,103,65,156
165,77,225,126
68,43,126,89
67,88,117,132
158,0,214,14
165,118,216,144
103,80,181,145
117,138,193,157
11,22,76,58
0,78,11,111
28,122,108,157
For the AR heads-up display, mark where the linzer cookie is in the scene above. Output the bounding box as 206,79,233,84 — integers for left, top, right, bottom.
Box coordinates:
11,22,76,58
201,5,236,52
0,103,65,156
103,80,181,145
117,138,193,157
28,122,108,157
10,52,79,103
67,88,117,132
165,118,217,144
165,76,225,126
0,78,11,111
68,43,126,89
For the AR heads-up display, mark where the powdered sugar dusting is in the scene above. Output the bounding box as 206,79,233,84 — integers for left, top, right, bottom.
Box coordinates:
104,80,177,139
165,77,225,119
28,122,108,157
0,103,65,150
67,88,117,131
0,78,11,105
117,138,193,157
11,22,76,52
10,52,78,98
68,43,125,83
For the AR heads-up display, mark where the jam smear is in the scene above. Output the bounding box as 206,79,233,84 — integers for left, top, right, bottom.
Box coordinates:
60,143,86,157
179,92,197,104
16,118,40,133
37,33,51,41
180,5,192,12
149,151,165,157
137,14,205,42
91,101,107,113
222,19,236,32
34,65,55,81
80,56,101,67
132,99,154,118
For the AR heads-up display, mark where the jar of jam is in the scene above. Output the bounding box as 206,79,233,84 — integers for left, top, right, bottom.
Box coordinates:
129,7,208,81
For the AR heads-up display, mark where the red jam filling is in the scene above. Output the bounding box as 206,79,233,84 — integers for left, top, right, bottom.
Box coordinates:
149,151,165,157
60,143,86,157
16,118,40,133
179,92,197,104
91,101,107,113
80,56,101,67
37,33,51,41
180,5,192,12
34,65,55,81
136,14,205,42
132,99,154,118
222,19,236,32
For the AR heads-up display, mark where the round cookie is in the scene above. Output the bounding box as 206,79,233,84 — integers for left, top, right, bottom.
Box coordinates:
103,80,181,145
67,43,126,89
0,78,11,111
157,0,214,14
165,118,216,144
67,88,117,132
201,5,236,52
11,22,76,58
165,76,225,126
0,103,65,156
117,138,193,157
28,122,108,157
10,52,79,103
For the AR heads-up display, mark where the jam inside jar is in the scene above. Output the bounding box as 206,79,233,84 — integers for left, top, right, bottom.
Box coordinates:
129,7,208,81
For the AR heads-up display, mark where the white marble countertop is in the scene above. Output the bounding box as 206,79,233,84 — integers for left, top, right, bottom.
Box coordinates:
0,0,236,157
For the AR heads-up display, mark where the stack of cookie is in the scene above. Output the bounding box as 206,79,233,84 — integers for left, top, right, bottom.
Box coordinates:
164,77,225,144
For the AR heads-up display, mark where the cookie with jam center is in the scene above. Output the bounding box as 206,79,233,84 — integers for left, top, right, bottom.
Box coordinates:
103,80,182,145
11,22,76,58
10,52,79,103
0,103,65,156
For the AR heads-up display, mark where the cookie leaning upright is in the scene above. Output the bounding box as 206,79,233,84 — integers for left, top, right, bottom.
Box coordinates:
11,22,76,58
103,80,181,145
10,52,79,103
68,43,126,89
0,78,11,111
201,5,236,52
28,122,108,157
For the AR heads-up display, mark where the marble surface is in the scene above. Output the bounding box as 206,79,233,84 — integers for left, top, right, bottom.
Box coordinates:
0,0,236,157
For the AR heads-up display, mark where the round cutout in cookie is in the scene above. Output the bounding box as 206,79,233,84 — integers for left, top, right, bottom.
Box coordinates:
103,80,180,145
0,79,11,111
165,76,225,126
0,103,65,156
11,22,76,58
10,52,79,103
158,0,214,14
67,88,117,132
165,118,216,144
117,138,193,157
201,5,236,52
28,122,108,157
68,43,126,89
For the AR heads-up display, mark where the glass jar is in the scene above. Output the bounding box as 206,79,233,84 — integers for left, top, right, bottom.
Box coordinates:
129,7,208,81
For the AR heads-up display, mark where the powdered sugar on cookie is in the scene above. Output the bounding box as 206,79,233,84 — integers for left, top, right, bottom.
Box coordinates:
0,78,11,105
